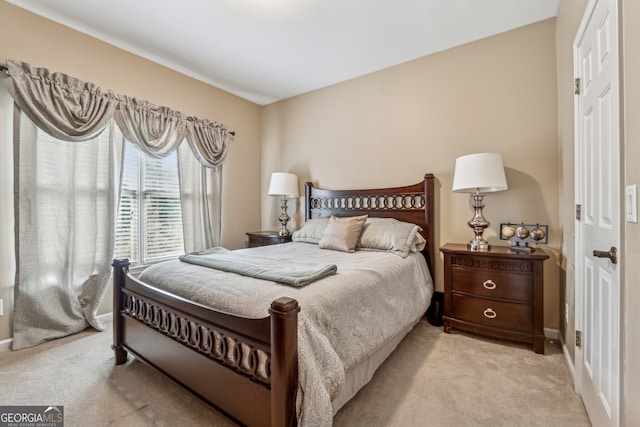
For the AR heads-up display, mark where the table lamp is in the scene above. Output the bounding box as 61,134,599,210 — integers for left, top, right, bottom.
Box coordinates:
452,153,508,251
268,172,299,236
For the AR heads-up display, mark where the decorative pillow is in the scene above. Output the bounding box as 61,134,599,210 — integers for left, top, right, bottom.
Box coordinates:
318,215,368,253
410,232,427,253
357,217,424,258
292,217,330,244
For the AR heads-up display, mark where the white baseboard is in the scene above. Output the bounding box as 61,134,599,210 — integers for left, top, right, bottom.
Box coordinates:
544,327,560,341
0,337,12,352
543,329,578,394
559,331,576,384
97,312,113,323
545,328,578,389
0,312,113,353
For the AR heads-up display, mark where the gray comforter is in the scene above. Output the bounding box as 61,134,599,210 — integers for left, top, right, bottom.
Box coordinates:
139,242,433,426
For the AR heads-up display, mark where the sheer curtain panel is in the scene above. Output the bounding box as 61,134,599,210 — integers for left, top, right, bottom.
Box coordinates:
12,111,123,350
178,143,223,252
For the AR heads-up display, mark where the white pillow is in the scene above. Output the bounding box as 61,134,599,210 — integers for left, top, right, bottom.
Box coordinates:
318,215,368,253
410,232,427,253
357,217,424,258
291,217,330,244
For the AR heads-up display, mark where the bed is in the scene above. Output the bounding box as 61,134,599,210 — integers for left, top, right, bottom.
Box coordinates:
112,173,436,426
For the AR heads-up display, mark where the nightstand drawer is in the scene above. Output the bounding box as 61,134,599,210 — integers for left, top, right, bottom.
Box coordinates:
452,294,533,333
451,267,532,302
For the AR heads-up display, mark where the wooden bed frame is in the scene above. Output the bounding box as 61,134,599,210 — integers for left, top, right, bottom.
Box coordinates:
112,173,435,426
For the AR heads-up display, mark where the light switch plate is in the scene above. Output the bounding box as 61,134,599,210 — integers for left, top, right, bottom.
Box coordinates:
626,185,638,223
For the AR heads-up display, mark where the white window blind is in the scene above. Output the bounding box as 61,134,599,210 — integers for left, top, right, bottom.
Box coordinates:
114,141,184,265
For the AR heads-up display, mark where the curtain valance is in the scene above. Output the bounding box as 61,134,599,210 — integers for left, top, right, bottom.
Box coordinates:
3,60,117,142
2,59,234,165
114,96,188,159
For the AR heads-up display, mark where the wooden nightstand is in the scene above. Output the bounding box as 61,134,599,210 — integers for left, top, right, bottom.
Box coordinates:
246,231,292,248
440,243,549,354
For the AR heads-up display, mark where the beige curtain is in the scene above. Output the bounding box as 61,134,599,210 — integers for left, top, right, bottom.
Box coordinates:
186,117,231,167
114,97,188,158
4,60,118,141
2,59,233,349
9,108,123,350
179,118,231,252
114,97,232,253
178,144,224,252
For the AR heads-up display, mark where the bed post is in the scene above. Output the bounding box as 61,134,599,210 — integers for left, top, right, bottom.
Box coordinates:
423,173,435,277
304,181,312,220
111,258,129,365
269,297,299,427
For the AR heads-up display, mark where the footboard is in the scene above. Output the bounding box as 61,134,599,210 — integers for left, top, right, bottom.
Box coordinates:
112,259,299,427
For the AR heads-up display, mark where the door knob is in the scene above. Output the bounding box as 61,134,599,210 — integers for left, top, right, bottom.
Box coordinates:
593,246,617,264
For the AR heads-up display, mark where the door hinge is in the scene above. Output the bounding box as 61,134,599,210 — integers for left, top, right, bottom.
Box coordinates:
576,204,582,221
574,78,581,95
576,330,582,348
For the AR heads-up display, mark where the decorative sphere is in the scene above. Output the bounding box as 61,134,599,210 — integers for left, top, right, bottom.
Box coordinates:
515,226,530,239
502,225,515,238
530,227,546,241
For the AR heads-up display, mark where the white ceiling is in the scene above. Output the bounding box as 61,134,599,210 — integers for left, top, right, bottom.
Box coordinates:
7,0,560,105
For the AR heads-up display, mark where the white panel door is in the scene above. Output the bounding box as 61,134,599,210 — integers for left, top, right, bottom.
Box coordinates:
574,0,620,426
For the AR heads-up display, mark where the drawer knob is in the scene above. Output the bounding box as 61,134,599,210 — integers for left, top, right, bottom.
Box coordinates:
483,308,497,319
482,279,497,290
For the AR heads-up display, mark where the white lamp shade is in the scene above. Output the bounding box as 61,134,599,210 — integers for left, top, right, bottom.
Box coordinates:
452,153,508,193
268,172,299,197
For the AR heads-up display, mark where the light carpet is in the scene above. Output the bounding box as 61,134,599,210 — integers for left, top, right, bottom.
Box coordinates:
0,319,590,426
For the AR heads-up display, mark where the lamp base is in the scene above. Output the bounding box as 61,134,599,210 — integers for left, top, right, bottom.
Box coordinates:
278,227,291,237
468,240,490,251
277,196,291,237
467,191,490,251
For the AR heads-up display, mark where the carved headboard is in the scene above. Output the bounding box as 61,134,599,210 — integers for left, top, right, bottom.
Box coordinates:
304,173,436,276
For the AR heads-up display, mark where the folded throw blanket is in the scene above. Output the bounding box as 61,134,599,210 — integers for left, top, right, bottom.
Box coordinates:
179,247,337,287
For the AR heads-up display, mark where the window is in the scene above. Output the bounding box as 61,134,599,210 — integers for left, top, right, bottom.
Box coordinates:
114,141,184,265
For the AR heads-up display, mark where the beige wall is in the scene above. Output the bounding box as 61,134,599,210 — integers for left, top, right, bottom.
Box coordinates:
262,19,561,328
621,0,640,424
0,1,263,342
